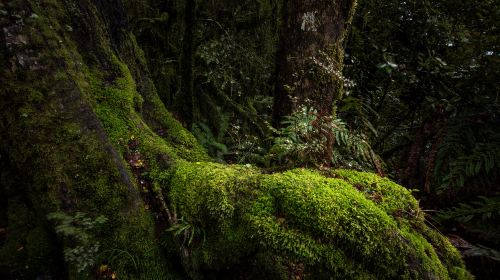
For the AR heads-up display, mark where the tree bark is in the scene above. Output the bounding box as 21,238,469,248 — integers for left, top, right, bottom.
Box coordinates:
273,0,357,125
178,0,197,126
273,0,357,165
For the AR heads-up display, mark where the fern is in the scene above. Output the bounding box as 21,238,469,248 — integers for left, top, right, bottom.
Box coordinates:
434,113,500,192
47,212,108,274
191,122,228,160
269,106,379,170
436,195,500,261
436,196,500,224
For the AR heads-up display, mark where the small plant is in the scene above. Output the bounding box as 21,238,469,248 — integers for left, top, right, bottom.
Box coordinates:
47,211,108,274
268,106,379,170
191,122,228,161
166,217,205,246
268,106,326,167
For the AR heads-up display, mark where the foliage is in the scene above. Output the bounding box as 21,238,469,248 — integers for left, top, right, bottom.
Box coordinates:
344,0,500,189
191,122,228,161
128,0,279,141
47,212,108,274
269,106,378,169
437,196,500,225
436,196,500,256
269,106,325,167
434,115,500,193
166,217,206,247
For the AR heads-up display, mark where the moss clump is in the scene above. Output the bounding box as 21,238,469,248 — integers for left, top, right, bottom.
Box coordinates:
163,162,472,279
332,169,421,221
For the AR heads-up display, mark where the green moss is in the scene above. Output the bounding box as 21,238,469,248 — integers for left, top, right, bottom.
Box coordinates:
87,53,208,162
332,169,421,221
417,224,473,279
163,163,471,279
0,0,195,278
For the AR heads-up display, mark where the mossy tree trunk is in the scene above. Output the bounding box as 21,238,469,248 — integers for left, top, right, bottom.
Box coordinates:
0,0,207,278
273,0,357,164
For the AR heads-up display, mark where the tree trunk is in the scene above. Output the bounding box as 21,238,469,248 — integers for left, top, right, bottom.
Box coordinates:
273,0,357,165
178,0,197,126
273,0,357,124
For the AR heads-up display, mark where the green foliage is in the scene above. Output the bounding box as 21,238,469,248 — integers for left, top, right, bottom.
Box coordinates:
269,107,325,167
161,161,471,279
434,115,500,192
128,0,279,141
191,122,228,161
269,106,378,169
345,1,499,276
166,217,206,246
437,196,500,224
436,196,500,259
344,0,500,187
47,212,108,273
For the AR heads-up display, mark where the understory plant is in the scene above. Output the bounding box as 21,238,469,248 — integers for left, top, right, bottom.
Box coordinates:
268,106,379,170
47,212,108,274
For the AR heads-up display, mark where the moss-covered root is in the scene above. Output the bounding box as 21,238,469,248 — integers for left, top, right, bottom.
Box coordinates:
331,169,472,280
164,162,472,279
0,0,204,278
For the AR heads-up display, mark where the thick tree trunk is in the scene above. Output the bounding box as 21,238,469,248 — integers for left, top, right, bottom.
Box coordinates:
178,0,197,126
273,0,357,165
273,0,357,124
0,0,207,277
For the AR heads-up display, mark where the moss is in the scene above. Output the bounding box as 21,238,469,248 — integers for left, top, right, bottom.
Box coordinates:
164,162,471,279
332,169,421,221
332,170,472,279
417,224,473,279
0,0,193,278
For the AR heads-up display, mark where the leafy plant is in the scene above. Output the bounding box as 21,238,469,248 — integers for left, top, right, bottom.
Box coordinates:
434,115,500,193
191,122,228,161
437,196,500,224
268,106,379,170
436,196,500,261
268,106,325,167
166,217,206,247
47,212,108,274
